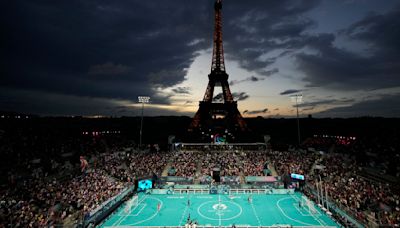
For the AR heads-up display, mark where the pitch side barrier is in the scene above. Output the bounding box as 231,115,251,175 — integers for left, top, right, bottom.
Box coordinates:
84,186,135,227
304,184,364,228
151,186,294,195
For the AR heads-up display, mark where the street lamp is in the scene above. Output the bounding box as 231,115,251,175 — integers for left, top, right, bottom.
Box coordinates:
290,94,302,145
138,96,150,149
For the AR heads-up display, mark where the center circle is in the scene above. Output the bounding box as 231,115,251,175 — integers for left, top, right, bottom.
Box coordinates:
213,203,227,210
197,200,242,221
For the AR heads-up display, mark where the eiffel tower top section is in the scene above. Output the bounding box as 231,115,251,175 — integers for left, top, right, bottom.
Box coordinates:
211,0,226,74
189,0,248,134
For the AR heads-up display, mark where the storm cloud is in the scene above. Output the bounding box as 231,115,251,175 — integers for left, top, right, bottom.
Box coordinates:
1,0,399,117
280,89,303,95
243,108,268,115
296,6,400,90
230,76,262,86
315,94,400,118
213,92,249,102
0,0,212,110
172,87,191,94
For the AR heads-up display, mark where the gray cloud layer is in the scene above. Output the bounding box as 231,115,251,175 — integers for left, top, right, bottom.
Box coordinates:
280,89,303,95
315,94,400,118
1,0,212,107
0,0,324,116
243,108,268,115
213,92,250,102
296,6,400,90
1,0,399,116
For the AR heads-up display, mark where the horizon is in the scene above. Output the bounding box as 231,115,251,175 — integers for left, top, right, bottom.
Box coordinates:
1,0,400,118
2,110,399,119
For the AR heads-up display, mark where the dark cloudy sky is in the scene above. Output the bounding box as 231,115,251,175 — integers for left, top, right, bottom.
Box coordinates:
1,0,399,117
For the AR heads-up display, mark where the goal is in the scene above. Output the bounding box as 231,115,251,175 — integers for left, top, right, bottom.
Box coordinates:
301,195,317,214
123,195,139,214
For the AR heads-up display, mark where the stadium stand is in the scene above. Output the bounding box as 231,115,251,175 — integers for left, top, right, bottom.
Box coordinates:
0,126,399,227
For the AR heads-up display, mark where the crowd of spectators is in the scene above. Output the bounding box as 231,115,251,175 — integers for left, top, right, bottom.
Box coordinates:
298,135,400,227
99,148,171,183
201,151,242,176
1,121,399,227
302,136,337,152
0,129,136,227
310,153,400,226
255,134,400,227
238,151,267,176
0,144,174,227
269,149,319,177
167,150,269,183
0,167,125,227
302,135,356,153
169,151,201,177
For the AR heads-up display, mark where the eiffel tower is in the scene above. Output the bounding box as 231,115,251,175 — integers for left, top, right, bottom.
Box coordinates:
189,0,247,135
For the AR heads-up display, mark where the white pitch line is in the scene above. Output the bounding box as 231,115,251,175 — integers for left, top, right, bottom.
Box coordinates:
197,200,243,221
291,194,325,226
114,195,148,226
124,197,163,226
291,194,326,226
276,197,315,226
291,194,321,216
293,203,311,216
250,198,261,226
178,201,189,226
113,203,130,227
131,203,146,216
218,195,222,226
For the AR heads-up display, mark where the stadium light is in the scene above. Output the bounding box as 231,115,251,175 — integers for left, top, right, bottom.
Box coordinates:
138,96,150,149
290,94,302,145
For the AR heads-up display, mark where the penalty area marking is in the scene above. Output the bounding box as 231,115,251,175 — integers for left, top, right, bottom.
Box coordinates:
112,195,148,226
117,197,163,226
293,203,312,216
290,194,326,226
276,197,316,226
130,203,146,216
117,204,146,216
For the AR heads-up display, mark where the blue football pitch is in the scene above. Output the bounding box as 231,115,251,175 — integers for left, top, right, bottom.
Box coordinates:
99,192,340,227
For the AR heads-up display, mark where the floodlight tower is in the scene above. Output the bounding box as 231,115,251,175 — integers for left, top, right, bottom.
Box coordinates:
290,94,303,145
138,96,150,149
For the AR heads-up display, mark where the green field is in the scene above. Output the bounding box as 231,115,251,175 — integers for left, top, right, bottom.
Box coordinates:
99,192,340,227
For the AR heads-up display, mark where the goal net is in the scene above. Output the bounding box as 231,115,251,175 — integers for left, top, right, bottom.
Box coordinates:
123,195,139,214
301,195,317,214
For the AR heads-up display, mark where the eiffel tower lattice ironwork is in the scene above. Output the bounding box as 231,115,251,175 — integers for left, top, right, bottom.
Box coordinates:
189,0,247,133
